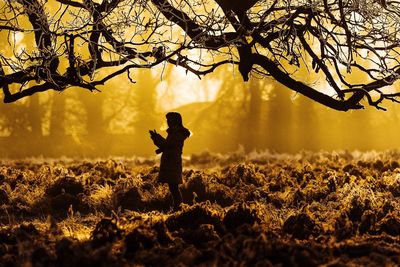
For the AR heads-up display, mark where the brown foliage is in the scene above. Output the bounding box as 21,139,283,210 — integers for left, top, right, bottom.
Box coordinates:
1,151,400,265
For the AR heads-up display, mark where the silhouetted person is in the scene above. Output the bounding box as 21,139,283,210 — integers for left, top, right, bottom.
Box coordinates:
149,112,190,210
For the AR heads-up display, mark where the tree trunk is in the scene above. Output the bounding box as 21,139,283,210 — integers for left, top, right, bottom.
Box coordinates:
49,92,65,137
267,82,294,152
79,91,106,137
243,78,262,151
28,93,42,137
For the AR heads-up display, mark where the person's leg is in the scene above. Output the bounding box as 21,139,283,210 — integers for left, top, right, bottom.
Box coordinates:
168,183,183,208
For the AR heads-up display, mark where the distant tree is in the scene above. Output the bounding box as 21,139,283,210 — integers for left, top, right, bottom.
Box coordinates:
189,66,248,151
27,93,43,137
49,92,66,137
267,80,294,151
78,90,106,137
0,100,31,136
2,0,400,110
0,85,43,137
243,78,263,151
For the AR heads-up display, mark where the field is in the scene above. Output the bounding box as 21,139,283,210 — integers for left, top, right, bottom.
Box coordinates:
1,150,400,266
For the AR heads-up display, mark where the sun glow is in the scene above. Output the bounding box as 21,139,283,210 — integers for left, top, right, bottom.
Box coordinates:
156,67,222,111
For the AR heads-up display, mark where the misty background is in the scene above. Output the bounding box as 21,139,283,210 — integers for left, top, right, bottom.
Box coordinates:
1,1,400,158
1,62,400,158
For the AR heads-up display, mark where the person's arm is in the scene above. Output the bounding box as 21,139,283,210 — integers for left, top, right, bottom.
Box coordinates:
150,129,188,154
149,130,166,149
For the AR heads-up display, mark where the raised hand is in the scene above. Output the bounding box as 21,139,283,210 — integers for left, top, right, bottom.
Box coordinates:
149,129,157,138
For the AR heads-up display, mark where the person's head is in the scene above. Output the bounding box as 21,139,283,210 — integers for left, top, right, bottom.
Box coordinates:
166,112,183,128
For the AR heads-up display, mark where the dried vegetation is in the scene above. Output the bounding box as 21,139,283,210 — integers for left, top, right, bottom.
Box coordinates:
1,151,400,266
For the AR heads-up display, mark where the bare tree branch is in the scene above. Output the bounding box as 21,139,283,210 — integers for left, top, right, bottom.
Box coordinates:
1,0,400,110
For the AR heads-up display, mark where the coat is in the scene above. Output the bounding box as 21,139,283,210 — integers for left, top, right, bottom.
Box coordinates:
151,126,190,184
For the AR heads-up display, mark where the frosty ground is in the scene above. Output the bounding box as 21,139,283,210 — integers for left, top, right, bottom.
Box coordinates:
1,150,400,266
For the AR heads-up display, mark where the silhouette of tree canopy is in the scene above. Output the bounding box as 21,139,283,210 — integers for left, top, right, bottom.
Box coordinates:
1,0,400,110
